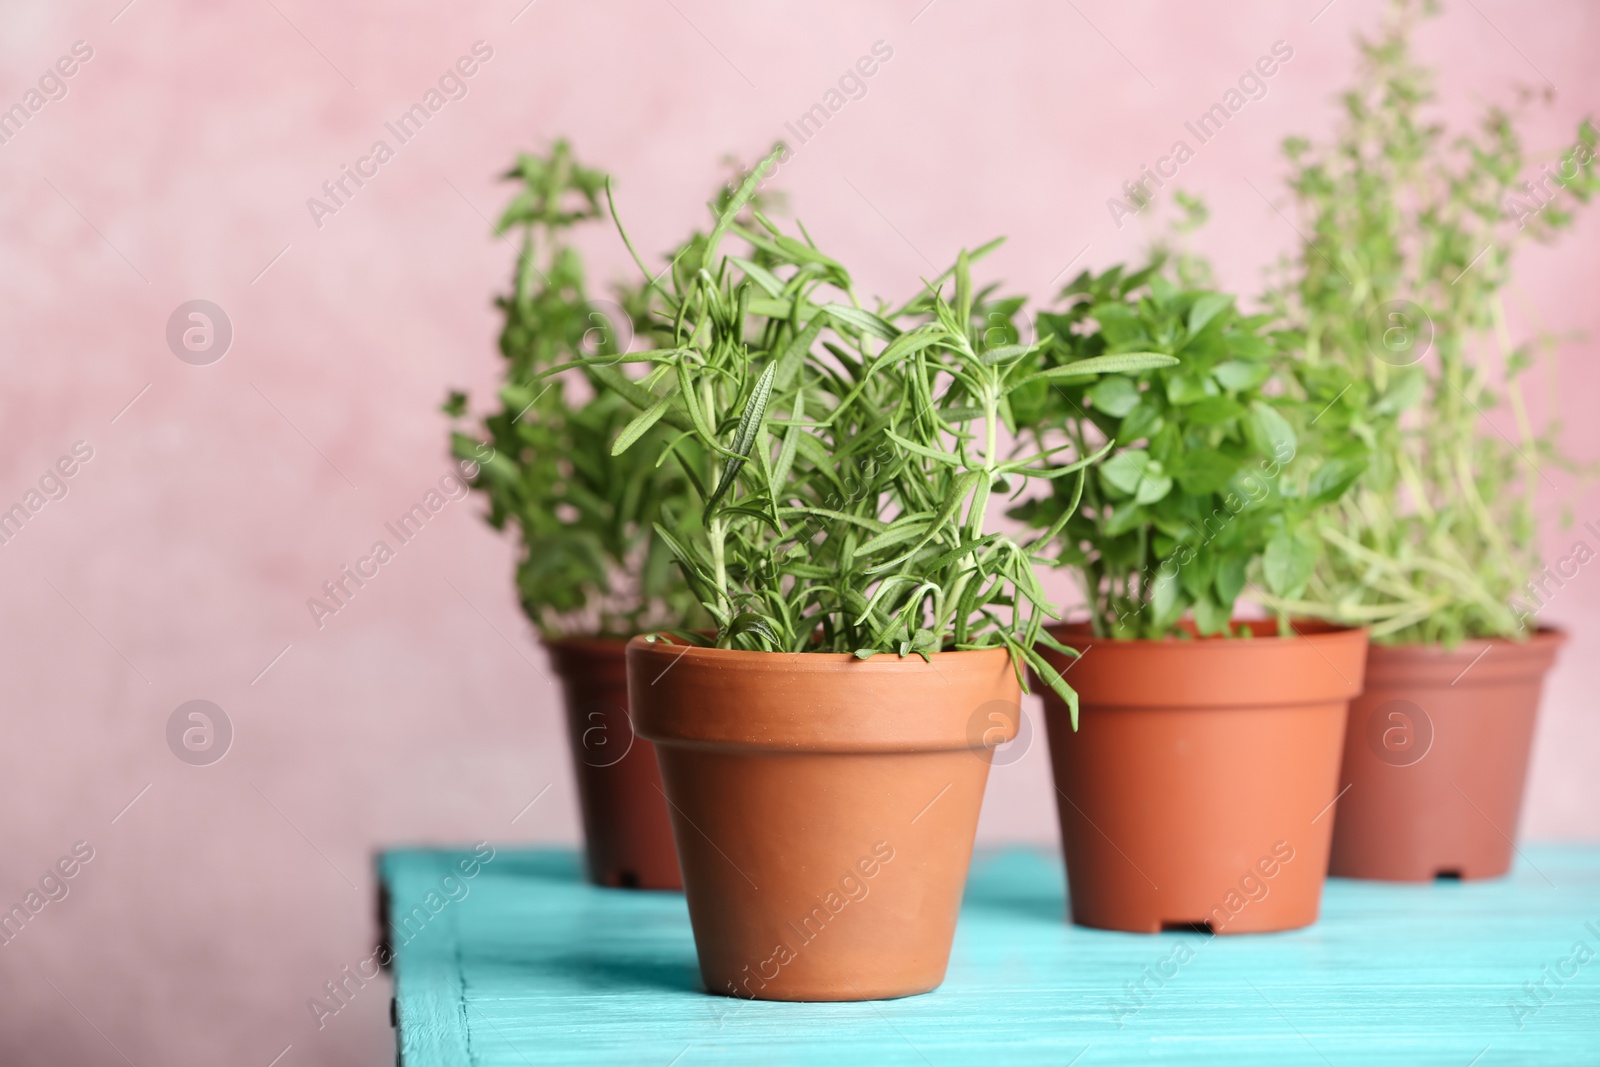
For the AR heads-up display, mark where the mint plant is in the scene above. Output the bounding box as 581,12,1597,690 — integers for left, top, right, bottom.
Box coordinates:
1012,264,1360,639
545,149,1174,709
444,141,702,637
1265,0,1598,645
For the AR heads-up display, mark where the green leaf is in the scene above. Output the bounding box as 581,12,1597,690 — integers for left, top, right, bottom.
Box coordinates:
1134,461,1172,505
856,519,933,555
1020,642,1078,730
1086,375,1140,417
1119,402,1164,442
706,362,777,512
1186,396,1244,426
1099,450,1149,496
979,343,1037,365
1103,502,1147,537
1308,455,1365,505
824,304,900,341
1030,351,1179,383
1373,370,1425,415
1164,374,1217,405
728,256,784,298
1187,292,1234,336
1150,572,1184,630
1176,450,1238,494
1192,591,1229,635
1263,525,1319,597
1212,360,1271,392
1215,555,1247,611
610,391,673,455
705,147,781,264
1246,401,1297,463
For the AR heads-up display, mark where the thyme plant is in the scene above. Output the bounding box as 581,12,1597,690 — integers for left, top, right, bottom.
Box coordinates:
553,149,1173,709
1014,264,1356,639
1266,0,1598,645
444,141,701,637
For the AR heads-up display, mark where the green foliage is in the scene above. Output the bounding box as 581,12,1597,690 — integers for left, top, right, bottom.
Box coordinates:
1265,0,1599,645
562,148,1172,712
444,140,703,637
1012,263,1350,639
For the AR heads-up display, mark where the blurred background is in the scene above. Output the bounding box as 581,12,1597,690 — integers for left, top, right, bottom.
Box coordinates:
1,0,1596,1062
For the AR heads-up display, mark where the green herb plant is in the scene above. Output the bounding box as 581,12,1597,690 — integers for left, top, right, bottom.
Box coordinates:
546,148,1175,715
1264,0,1598,645
1012,263,1362,639
444,141,702,638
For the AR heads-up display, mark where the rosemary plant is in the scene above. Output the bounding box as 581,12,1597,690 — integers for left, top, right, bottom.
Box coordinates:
1012,263,1359,639
1266,0,1598,645
552,149,1174,708
444,141,701,637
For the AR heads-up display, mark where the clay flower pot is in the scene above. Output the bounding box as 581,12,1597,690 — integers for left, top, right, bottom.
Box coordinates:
1035,621,1367,934
627,637,1018,1001
544,637,681,890
1328,629,1565,881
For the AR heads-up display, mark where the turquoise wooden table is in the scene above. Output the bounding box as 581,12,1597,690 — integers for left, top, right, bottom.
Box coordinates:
378,844,1600,1065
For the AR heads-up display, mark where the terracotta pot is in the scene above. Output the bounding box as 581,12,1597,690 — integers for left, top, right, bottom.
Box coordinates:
544,637,681,890
1035,620,1367,934
627,637,1018,1001
1328,629,1565,881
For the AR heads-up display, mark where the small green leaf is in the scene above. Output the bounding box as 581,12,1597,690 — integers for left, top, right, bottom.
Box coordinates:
823,304,900,341
1134,462,1173,505
1187,292,1234,336
1308,456,1365,504
1214,555,1247,611
1099,450,1149,496
1373,370,1424,415
611,391,673,455
1212,360,1271,392
1150,571,1184,629
1192,591,1229,635
1263,525,1319,597
1246,401,1297,463
1086,375,1140,417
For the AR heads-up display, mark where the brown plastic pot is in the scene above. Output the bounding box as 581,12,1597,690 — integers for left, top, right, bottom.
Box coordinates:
627,637,1018,1002
1328,629,1564,882
544,637,681,891
1035,620,1367,934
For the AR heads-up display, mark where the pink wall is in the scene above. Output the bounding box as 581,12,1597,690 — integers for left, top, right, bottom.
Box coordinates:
1,1,1596,1062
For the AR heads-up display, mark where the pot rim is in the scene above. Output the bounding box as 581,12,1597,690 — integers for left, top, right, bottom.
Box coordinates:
1036,618,1369,707
1045,617,1365,647
627,636,1020,752
626,634,1015,672
1366,625,1566,656
540,633,635,652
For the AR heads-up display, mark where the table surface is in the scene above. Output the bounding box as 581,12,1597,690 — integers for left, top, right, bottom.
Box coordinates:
380,843,1600,1066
